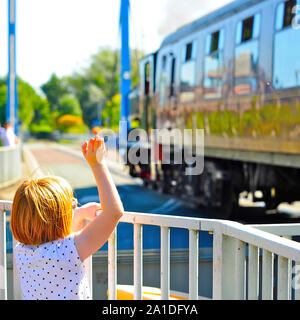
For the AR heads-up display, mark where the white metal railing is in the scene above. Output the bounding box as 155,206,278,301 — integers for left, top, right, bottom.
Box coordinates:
1,199,300,300
111,212,300,300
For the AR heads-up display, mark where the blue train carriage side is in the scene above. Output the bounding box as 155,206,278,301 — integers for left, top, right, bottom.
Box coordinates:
128,0,300,218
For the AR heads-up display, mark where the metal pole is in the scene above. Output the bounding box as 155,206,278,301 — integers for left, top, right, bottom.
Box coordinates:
119,0,131,145
6,0,18,135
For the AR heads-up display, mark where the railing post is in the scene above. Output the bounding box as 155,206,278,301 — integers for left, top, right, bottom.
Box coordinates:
212,229,223,300
262,250,274,300
212,228,246,300
83,220,93,299
221,235,238,299
294,262,300,300
277,256,291,300
235,240,246,300
84,256,93,299
189,229,199,300
0,210,7,300
134,224,143,300
160,226,170,300
248,244,259,300
108,229,117,300
12,237,22,299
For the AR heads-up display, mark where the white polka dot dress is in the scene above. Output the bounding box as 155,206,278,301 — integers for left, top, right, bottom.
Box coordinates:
14,233,91,300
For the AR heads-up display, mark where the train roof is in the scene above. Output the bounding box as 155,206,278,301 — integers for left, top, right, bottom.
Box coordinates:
160,0,265,48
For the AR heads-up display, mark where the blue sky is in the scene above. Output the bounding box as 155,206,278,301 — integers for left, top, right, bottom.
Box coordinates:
0,0,232,91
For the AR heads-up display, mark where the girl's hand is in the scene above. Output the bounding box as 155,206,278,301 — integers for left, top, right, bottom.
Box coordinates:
76,202,102,222
82,136,107,167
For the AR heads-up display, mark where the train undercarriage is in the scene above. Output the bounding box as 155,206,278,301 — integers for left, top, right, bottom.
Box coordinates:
126,145,300,219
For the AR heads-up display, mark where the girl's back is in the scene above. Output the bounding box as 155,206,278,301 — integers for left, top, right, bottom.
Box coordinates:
15,234,90,300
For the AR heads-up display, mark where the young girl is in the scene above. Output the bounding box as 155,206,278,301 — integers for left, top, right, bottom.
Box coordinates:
10,136,124,300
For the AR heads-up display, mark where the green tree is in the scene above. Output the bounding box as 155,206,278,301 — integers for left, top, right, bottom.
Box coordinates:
0,79,6,125
29,98,54,134
0,77,44,131
56,94,82,118
17,78,38,130
102,93,121,131
66,47,143,128
41,73,68,112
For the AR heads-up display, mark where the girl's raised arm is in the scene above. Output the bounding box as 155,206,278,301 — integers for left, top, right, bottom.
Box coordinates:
74,136,124,261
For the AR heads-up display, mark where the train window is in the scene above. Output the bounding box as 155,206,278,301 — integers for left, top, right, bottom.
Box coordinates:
242,16,254,42
186,43,193,61
206,30,224,55
236,13,261,44
204,29,225,99
273,0,300,89
234,14,260,95
159,55,168,106
284,0,297,27
275,0,298,30
170,56,176,97
180,40,197,91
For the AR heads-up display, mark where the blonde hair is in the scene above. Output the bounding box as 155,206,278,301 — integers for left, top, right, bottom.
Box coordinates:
10,176,74,245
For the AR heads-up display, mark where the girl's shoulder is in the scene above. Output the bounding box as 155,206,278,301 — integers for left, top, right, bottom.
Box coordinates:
15,233,82,264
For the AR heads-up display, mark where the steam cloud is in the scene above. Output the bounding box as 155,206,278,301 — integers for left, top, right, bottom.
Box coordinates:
158,0,234,37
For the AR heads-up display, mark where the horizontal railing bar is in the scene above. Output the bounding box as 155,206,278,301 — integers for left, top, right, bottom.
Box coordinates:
120,211,202,230
202,220,300,262
249,223,300,237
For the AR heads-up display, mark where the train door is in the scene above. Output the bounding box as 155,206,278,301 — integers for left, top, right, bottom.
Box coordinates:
140,55,155,134
134,56,155,184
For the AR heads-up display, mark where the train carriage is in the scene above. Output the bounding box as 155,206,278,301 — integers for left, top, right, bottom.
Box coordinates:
128,0,300,218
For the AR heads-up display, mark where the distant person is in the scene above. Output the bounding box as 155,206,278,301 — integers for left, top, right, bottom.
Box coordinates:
10,136,124,300
0,122,18,146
